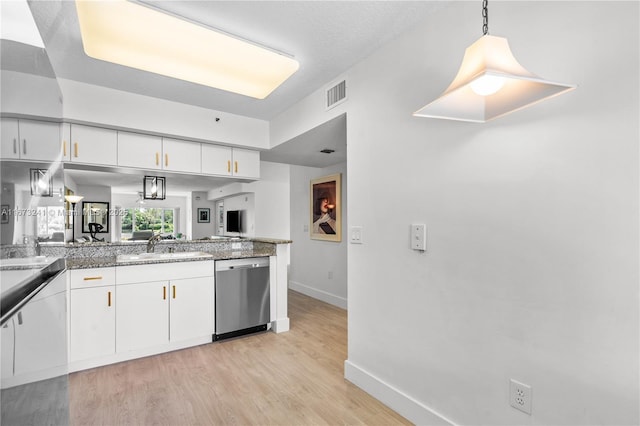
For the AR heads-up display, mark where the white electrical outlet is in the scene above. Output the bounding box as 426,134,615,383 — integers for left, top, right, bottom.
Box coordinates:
509,379,532,415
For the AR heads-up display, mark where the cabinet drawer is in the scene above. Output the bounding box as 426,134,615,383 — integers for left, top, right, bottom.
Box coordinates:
70,267,116,289
116,261,214,285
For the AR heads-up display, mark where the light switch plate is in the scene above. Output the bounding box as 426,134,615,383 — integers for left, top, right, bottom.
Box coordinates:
411,224,426,251
350,226,363,244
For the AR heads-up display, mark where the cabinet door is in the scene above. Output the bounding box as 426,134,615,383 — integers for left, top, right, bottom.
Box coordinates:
19,120,62,162
69,286,115,362
169,276,213,342
70,124,118,166
0,118,20,159
118,131,162,170
116,281,168,352
1,319,15,379
201,144,232,176
14,292,67,376
232,148,260,179
162,138,201,173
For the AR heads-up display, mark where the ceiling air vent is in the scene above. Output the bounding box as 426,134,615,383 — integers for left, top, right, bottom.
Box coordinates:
326,80,347,110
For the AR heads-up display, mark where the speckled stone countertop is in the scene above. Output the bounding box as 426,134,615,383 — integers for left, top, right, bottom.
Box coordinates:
63,239,283,269
1,238,290,270
65,247,277,269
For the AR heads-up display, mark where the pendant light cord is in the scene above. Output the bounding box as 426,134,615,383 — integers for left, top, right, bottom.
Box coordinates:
482,0,489,35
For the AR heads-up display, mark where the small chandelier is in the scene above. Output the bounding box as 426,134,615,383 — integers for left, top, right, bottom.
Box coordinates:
143,176,166,200
413,0,576,123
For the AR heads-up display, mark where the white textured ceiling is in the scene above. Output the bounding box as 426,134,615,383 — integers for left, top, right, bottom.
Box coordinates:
28,1,441,121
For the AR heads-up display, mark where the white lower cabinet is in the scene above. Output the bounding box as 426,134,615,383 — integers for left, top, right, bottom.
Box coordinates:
116,281,169,352
115,276,213,352
13,272,67,378
169,277,213,342
69,286,115,362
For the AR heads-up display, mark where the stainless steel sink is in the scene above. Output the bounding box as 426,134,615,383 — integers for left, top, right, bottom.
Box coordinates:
116,251,213,263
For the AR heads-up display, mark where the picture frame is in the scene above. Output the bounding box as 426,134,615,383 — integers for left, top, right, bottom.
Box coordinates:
310,173,341,242
1,205,9,224
82,201,110,233
198,208,210,223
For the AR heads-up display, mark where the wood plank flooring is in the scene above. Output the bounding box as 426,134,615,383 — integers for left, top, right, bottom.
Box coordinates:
69,290,411,425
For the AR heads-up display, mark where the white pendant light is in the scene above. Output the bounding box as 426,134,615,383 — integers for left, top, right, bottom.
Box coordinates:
413,0,576,123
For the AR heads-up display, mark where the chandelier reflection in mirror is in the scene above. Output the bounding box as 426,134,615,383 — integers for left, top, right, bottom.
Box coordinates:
143,176,166,200
30,168,53,197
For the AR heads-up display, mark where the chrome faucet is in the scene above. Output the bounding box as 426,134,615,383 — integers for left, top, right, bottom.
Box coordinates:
23,236,41,256
146,233,163,253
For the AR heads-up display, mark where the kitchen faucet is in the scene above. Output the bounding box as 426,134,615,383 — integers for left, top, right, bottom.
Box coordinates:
146,233,163,253
23,236,41,257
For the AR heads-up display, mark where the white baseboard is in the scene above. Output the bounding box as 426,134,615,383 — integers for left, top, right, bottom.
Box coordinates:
289,280,347,309
344,360,457,426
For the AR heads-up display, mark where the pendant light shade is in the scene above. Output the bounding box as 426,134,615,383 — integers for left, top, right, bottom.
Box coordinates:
414,1,576,123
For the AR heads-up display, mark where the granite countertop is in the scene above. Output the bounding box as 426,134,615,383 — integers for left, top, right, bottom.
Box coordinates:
63,237,292,247
65,247,276,269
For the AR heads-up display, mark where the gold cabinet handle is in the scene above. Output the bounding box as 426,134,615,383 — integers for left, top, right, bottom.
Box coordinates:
227,160,231,173
172,285,176,299
108,291,112,307
83,276,103,281
234,161,238,174
74,142,78,158
156,152,159,166
63,141,67,157
165,153,169,167
163,286,167,300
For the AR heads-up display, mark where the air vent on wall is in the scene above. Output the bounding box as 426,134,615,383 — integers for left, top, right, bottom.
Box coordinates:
326,80,347,110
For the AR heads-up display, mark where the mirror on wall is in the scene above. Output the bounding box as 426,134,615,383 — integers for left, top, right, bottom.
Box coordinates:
0,161,65,245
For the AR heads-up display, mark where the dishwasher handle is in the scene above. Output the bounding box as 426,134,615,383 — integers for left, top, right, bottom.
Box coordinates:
227,264,265,270
216,257,269,272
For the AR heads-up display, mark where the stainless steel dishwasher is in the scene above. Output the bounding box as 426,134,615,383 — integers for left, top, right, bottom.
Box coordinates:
214,257,270,341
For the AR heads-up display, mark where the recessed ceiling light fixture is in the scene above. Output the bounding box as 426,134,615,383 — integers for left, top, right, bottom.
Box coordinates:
75,0,299,99
413,0,576,123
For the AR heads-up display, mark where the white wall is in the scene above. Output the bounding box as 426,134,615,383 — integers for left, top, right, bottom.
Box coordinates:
191,191,216,239
271,2,639,425
58,78,269,148
211,161,291,240
289,163,347,308
0,71,62,118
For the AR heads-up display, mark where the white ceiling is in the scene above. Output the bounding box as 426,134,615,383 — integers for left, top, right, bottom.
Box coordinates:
29,1,441,121
25,1,443,170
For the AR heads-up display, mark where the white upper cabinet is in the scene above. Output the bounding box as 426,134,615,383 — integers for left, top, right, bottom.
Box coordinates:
1,118,20,160
118,131,162,170
1,118,62,162
162,138,201,174
232,148,260,179
201,145,260,179
201,144,232,176
70,124,118,166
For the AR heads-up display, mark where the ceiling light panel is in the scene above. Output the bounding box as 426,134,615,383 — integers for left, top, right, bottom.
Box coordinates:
75,0,299,99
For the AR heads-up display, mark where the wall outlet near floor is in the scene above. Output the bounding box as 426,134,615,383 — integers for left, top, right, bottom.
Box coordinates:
509,379,532,415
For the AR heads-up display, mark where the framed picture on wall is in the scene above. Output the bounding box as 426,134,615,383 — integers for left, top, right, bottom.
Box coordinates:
198,208,210,223
310,173,341,242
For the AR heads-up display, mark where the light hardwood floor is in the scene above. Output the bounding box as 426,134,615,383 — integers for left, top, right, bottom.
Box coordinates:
69,290,411,425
